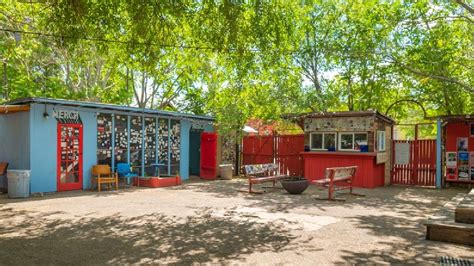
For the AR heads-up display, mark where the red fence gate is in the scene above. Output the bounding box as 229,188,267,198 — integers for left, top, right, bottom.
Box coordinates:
391,139,436,186
242,134,304,176
242,136,274,165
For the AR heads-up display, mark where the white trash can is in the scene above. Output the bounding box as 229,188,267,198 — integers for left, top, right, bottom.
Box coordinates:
7,170,31,198
219,164,233,180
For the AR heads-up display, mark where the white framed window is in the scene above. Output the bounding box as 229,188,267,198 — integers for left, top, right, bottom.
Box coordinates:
377,131,386,151
338,132,368,151
310,132,337,151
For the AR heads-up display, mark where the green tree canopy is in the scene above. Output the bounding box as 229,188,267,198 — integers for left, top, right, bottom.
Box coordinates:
0,0,472,132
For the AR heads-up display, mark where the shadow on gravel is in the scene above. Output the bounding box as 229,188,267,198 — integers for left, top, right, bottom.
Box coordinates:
0,207,305,265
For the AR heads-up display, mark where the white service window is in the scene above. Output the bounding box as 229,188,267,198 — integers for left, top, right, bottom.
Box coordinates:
377,131,386,151
310,132,337,150
339,132,368,151
310,133,323,150
324,133,337,151
339,133,354,150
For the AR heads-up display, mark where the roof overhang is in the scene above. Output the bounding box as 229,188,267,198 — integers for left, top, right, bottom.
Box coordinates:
6,97,214,121
282,110,395,125
438,114,474,123
0,105,30,114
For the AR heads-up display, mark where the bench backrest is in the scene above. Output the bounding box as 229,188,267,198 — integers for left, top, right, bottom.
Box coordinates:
324,166,357,180
92,165,112,176
244,163,278,176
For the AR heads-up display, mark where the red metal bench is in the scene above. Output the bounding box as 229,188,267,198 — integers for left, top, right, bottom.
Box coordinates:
243,163,287,193
311,166,362,200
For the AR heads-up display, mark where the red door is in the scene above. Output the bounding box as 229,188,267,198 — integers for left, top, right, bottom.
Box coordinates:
200,132,217,180
57,123,83,191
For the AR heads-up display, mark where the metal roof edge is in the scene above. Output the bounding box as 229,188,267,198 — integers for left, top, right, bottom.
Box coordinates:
284,110,395,124
6,97,215,121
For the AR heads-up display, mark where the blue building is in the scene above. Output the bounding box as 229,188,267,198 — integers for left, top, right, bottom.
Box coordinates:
0,98,215,193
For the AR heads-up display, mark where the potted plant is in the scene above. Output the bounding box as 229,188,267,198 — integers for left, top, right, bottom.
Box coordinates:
280,176,309,194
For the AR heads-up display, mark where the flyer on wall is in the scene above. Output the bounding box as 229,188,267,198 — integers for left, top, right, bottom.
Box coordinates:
470,152,474,180
457,137,468,152
446,152,457,167
458,166,469,180
447,167,457,180
458,152,469,166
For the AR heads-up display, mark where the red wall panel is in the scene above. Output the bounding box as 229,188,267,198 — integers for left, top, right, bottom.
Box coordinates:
303,152,383,189
445,122,474,151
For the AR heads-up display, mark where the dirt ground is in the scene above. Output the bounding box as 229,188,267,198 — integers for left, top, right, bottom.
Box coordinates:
0,179,473,265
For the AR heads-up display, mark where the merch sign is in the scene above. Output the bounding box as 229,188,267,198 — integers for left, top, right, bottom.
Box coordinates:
53,110,82,124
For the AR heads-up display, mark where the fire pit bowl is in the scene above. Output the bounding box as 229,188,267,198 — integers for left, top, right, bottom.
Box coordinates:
280,177,309,194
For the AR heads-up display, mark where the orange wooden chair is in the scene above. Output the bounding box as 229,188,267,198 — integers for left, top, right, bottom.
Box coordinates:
91,165,118,192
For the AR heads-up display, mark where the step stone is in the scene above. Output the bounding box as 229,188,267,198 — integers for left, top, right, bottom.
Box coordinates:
455,189,474,224
424,192,474,246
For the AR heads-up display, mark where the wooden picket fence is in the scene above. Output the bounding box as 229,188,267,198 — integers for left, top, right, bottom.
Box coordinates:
242,134,304,176
391,139,436,186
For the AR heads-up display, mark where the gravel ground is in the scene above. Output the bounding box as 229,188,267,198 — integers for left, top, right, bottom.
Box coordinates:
0,179,473,265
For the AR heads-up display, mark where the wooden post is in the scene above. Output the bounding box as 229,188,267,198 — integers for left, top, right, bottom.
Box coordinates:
412,124,419,185
273,130,278,174
235,138,240,176
436,118,442,188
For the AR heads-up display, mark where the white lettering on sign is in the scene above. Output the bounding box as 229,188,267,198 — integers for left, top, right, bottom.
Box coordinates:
192,123,205,129
53,110,79,120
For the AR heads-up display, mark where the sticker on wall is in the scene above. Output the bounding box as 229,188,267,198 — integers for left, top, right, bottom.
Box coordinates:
457,138,468,152
446,152,457,168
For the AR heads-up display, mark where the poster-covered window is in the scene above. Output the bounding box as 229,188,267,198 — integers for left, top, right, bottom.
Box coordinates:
114,115,128,166
377,131,386,151
144,117,157,176
97,114,112,165
130,116,143,175
170,120,181,175
158,118,169,175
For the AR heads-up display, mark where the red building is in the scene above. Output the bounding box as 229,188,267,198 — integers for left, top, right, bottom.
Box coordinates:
441,115,474,184
297,111,394,189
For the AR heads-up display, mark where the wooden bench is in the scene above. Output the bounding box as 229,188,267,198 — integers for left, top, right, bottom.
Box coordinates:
243,163,287,193
311,166,362,201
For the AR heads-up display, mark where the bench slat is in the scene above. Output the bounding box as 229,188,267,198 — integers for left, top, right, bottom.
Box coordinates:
242,163,287,193
250,175,287,184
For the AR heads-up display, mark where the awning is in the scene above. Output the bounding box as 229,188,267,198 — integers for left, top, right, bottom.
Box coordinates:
242,125,258,133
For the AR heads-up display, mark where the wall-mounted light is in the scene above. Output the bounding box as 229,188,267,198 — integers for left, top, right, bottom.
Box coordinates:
43,104,49,120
